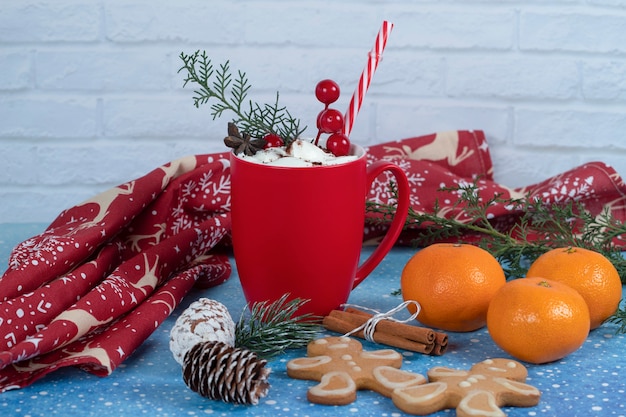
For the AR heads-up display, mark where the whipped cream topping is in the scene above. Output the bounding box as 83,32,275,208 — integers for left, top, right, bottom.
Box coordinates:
239,139,358,167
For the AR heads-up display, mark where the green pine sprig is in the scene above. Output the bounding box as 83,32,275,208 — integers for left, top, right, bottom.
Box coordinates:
178,50,305,144
607,302,626,334
234,294,321,359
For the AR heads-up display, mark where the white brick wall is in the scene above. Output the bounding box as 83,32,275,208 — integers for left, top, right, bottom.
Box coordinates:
2,0,626,223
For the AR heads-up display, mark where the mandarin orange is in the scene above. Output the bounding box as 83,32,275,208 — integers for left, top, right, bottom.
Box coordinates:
526,246,622,329
400,243,506,332
487,277,590,364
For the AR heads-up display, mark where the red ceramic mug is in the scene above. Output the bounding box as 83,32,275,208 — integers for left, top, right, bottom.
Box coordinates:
230,144,410,317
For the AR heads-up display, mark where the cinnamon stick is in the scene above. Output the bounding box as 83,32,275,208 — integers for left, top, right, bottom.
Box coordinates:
322,314,435,354
323,307,449,356
332,309,435,345
432,332,448,355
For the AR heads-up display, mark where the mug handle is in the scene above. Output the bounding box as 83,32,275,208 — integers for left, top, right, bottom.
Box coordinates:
353,160,410,288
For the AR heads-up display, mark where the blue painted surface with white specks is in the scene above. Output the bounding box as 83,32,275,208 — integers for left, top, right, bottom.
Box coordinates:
0,223,624,417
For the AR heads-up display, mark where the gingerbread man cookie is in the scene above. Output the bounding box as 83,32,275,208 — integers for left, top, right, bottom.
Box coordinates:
286,336,426,405
392,358,541,416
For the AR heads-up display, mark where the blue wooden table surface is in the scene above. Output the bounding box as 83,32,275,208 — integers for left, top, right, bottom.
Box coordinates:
0,223,625,417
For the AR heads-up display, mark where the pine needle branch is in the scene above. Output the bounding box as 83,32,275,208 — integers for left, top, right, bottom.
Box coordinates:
607,301,626,334
178,51,306,144
234,294,321,359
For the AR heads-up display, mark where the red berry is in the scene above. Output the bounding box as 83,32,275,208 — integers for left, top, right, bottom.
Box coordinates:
263,133,284,149
315,79,340,105
317,108,344,134
326,133,351,156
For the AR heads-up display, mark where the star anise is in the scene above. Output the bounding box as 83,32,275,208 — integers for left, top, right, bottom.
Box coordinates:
224,123,266,156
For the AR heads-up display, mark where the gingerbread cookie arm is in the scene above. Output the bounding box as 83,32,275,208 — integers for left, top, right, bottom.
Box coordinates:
492,377,541,407
307,371,357,405
457,390,505,417
456,382,539,417
392,382,453,415
286,356,332,380
371,366,427,397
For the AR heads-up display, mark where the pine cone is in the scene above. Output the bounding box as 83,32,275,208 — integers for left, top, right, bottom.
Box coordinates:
183,341,271,405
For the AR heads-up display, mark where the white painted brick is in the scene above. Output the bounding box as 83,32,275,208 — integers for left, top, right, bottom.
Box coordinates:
36,50,173,91
491,145,626,190
106,1,379,47
0,138,224,188
0,188,100,224
0,0,100,42
236,4,380,48
520,12,626,53
515,108,626,150
0,51,32,90
174,46,363,95
105,1,239,43
588,0,626,6
490,145,582,188
0,142,40,185
376,100,510,142
0,98,97,138
103,96,224,138
34,143,130,186
582,60,626,101
33,141,185,185
390,10,515,50
367,52,444,98
447,56,579,100
3,0,626,223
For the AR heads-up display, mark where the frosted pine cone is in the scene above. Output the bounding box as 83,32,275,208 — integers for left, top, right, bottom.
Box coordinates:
182,341,271,405
169,298,236,365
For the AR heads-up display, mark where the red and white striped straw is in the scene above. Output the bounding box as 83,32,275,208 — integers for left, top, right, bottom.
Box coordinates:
343,20,394,137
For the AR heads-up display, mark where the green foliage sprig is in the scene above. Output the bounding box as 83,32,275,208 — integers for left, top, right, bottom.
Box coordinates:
235,294,321,359
366,179,626,331
607,305,626,334
179,50,306,144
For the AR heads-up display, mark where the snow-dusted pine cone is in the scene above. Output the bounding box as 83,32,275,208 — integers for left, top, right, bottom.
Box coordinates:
182,340,271,405
169,298,236,365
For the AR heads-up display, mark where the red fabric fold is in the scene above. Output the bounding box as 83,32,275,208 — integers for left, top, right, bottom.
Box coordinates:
0,154,232,391
363,131,626,244
1,131,625,392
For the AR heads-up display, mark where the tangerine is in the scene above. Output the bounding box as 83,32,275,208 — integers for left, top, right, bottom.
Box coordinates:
400,243,506,332
526,247,622,329
487,277,590,364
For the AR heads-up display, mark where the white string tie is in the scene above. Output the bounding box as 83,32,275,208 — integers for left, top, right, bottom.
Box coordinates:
340,300,421,342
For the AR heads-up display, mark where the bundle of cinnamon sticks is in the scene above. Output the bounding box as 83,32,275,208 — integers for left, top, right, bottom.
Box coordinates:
323,307,448,356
